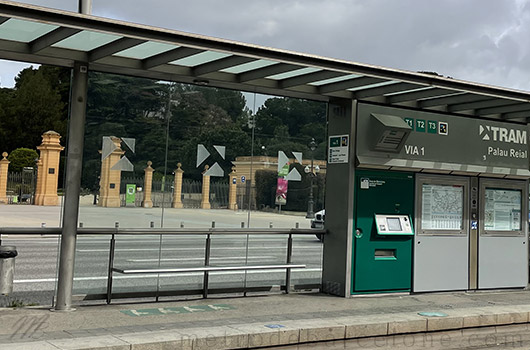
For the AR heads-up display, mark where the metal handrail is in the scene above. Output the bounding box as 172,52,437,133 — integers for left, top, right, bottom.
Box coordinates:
1,225,326,302
0,227,326,236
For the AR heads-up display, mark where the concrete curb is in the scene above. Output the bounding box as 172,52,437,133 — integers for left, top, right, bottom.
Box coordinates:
4,305,530,350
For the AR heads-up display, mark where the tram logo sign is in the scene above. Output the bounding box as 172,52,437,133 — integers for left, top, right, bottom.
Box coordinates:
479,125,527,145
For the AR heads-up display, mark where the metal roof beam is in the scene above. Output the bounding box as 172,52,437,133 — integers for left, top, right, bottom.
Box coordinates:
477,103,530,116
193,55,256,77
29,27,81,53
419,93,482,108
279,70,345,89
354,82,423,99
448,98,522,112
88,37,145,62
238,63,301,83
386,88,456,104
142,47,203,70
503,111,530,120
319,76,386,94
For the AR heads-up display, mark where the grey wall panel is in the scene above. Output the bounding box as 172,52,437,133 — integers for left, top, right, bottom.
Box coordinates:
478,236,528,289
413,235,468,292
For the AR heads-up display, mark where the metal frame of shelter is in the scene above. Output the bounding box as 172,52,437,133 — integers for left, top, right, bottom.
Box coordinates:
1,0,530,308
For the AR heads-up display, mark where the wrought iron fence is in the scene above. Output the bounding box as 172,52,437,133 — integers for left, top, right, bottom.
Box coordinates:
118,177,229,208
7,170,36,204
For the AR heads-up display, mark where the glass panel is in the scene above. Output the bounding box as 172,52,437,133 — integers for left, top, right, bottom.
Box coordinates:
484,189,521,231
385,86,433,96
347,80,397,91
53,30,121,51
170,51,230,67
421,184,464,230
0,19,57,42
267,67,321,80
69,70,327,299
221,59,277,74
0,64,69,306
309,74,360,86
114,41,178,59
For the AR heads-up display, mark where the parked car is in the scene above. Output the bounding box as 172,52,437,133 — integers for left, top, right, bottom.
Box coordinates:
311,209,325,241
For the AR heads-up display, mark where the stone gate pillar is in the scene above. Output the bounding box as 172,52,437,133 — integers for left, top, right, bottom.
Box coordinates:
35,131,64,206
99,136,124,208
0,152,9,204
228,167,238,210
34,158,43,205
172,163,184,209
200,165,211,209
142,161,154,208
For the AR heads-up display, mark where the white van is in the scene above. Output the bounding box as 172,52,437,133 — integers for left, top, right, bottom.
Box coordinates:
311,209,325,241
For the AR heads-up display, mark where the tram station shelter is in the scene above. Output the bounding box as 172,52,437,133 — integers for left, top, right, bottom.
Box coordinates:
1,1,530,309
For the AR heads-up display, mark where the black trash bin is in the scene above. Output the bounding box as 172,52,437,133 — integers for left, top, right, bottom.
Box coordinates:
0,246,17,295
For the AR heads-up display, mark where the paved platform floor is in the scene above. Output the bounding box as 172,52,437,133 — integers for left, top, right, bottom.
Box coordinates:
2,290,530,349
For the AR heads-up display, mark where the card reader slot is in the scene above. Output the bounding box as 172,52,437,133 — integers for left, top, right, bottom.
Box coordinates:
375,249,396,260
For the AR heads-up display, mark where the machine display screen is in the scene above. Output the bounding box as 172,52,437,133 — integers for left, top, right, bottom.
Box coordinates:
386,217,402,231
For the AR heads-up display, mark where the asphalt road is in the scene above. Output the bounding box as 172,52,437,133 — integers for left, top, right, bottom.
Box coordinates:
0,205,322,306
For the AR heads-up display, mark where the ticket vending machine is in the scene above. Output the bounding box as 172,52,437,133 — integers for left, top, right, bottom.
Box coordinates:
353,170,414,293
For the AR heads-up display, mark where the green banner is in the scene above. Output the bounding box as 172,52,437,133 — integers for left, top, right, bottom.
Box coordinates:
126,184,136,204
278,163,289,177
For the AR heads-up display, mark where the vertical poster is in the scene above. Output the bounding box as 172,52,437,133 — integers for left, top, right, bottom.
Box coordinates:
275,177,288,205
126,184,136,205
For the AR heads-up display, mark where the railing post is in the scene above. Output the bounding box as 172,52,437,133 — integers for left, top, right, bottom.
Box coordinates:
286,233,293,294
106,232,116,304
203,232,211,298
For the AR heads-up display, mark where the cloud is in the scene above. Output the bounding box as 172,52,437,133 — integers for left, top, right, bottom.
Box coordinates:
1,0,529,92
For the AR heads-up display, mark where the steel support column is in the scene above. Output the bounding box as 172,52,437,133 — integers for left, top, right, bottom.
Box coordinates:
55,62,88,311
321,98,357,297
78,0,92,14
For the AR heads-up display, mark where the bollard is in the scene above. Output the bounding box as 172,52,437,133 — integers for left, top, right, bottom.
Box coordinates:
211,221,215,228
150,221,154,228
0,246,17,295
180,221,184,228
241,222,245,228
79,222,83,228
295,222,299,229
269,222,273,228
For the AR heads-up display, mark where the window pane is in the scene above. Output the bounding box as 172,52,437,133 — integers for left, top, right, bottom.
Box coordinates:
0,19,57,42
53,30,121,51
170,51,230,67
115,41,178,59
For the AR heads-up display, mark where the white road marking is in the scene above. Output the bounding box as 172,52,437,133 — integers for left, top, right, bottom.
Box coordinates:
14,268,322,283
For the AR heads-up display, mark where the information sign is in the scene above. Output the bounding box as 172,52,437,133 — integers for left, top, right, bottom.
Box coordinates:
484,189,521,231
329,134,349,163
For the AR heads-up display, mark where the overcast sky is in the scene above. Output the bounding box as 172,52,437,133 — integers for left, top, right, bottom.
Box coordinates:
2,0,530,98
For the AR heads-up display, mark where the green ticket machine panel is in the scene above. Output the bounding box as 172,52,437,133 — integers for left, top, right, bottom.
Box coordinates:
353,170,414,293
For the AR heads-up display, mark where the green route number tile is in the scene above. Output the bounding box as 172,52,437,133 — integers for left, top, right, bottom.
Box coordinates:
416,119,426,132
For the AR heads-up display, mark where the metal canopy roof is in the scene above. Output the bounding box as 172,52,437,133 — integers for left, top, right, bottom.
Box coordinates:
1,1,530,121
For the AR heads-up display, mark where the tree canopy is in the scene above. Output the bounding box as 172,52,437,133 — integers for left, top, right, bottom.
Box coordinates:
0,66,328,191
